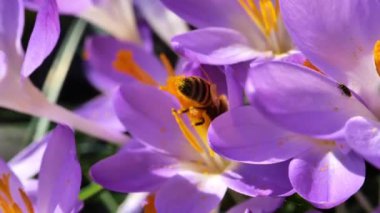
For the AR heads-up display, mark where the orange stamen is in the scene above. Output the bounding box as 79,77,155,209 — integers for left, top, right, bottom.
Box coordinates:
238,0,279,36
303,59,323,74
374,40,380,76
159,53,175,77
0,174,13,202
274,0,280,16
260,0,278,35
0,195,12,213
19,189,34,213
143,194,157,213
0,173,35,213
239,0,265,35
172,109,204,153
113,50,158,86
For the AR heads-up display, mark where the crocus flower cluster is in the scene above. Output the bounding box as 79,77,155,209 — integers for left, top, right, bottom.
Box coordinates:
1,0,380,212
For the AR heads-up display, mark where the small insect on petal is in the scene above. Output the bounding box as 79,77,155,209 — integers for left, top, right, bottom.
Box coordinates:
338,84,352,97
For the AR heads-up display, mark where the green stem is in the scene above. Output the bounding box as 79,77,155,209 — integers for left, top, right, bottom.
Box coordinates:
354,191,373,213
79,182,103,201
33,19,87,141
99,191,119,212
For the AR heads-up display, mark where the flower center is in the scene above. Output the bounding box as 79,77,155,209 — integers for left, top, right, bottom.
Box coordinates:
373,40,380,76
161,76,230,173
0,173,34,213
113,51,230,173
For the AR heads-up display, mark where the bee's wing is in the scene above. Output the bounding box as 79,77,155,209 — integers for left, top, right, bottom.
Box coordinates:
210,83,220,106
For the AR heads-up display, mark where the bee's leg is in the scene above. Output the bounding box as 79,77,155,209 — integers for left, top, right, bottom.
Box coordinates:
193,117,205,126
177,108,189,114
188,107,206,126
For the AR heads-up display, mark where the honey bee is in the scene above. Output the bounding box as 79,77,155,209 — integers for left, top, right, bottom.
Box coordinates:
161,76,228,126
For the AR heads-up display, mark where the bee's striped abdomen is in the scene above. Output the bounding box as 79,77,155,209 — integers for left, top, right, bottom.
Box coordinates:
179,77,212,106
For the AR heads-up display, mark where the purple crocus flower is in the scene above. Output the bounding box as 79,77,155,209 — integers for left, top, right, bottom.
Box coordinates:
161,0,293,65
90,49,293,212
77,35,171,131
77,35,232,130
209,0,380,208
0,125,81,212
0,0,127,144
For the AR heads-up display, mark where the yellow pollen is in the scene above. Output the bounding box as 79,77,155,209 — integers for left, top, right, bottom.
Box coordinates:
172,109,204,153
159,53,175,77
112,50,158,86
238,0,279,37
0,173,34,213
373,40,380,76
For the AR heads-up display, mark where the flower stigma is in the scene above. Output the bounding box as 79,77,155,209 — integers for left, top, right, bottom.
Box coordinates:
0,173,34,213
239,0,291,54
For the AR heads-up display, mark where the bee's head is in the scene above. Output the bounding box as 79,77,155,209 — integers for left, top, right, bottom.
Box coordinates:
160,76,183,95
160,75,194,105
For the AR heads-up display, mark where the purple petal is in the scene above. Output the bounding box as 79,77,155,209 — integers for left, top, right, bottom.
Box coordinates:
134,0,188,45
155,175,227,213
8,137,48,181
24,0,93,14
223,161,293,197
344,116,380,168
75,93,125,132
289,149,365,209
21,0,60,77
248,61,375,135
90,145,178,192
0,0,24,66
280,0,380,83
172,27,266,65
224,62,250,108
84,35,167,92
36,125,81,213
160,0,265,48
209,107,310,164
114,83,198,160
227,197,283,213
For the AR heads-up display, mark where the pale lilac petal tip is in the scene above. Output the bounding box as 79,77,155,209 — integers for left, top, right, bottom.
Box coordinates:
36,125,81,213
344,116,380,168
21,0,60,77
8,137,48,181
172,27,263,65
223,161,293,197
155,175,227,213
90,147,178,193
289,149,365,209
